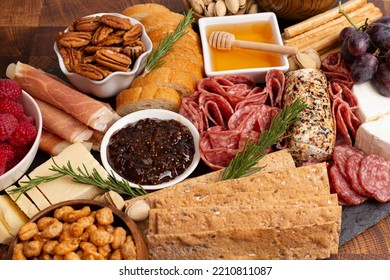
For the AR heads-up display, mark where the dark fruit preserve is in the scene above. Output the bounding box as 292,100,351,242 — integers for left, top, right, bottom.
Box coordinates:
107,118,195,185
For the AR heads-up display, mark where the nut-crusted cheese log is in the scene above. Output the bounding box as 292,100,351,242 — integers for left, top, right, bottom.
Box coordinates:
284,69,335,165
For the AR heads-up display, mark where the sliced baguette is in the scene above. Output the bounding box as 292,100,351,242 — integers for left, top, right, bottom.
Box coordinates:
122,4,170,20
116,85,181,116
130,67,196,97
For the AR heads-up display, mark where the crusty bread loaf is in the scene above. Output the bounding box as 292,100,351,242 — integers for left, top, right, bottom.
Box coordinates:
122,4,170,20
147,223,335,260
129,67,196,98
159,57,203,82
116,85,181,116
141,12,185,33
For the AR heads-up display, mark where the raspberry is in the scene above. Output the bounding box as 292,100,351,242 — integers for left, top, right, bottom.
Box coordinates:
0,142,15,175
0,113,18,141
0,79,22,101
6,145,30,171
0,99,25,119
7,121,37,147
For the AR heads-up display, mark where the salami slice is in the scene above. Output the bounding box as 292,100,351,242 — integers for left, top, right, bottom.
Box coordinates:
345,153,371,197
333,144,365,178
329,164,368,206
358,154,390,203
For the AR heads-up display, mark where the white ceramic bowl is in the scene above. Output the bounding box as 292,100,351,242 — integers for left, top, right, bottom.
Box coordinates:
100,109,200,191
54,13,153,99
198,13,289,83
0,90,42,191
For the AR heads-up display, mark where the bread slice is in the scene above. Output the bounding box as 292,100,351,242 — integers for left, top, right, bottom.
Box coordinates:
116,85,181,116
122,4,170,20
160,57,203,83
124,149,296,207
130,67,196,97
147,222,335,260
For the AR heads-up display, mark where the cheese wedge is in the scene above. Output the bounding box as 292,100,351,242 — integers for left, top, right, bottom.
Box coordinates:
26,143,105,205
18,176,51,211
355,114,390,161
5,185,40,219
0,221,13,244
353,81,390,123
0,195,28,237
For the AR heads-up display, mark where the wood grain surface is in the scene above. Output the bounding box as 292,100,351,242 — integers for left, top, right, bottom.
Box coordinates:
0,0,389,260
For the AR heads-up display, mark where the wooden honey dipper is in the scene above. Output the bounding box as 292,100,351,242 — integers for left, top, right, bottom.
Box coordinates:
209,31,298,55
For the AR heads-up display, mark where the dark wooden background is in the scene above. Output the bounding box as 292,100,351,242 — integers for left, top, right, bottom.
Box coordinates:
0,0,389,259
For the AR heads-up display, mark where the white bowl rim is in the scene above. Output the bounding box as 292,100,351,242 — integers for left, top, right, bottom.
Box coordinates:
0,90,42,185
100,109,201,191
198,12,289,76
53,12,152,85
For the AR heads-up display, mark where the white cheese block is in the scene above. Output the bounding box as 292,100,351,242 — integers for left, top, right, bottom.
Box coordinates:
355,114,390,161
5,185,40,219
0,221,13,244
27,143,105,205
18,176,51,211
353,81,390,123
0,195,28,236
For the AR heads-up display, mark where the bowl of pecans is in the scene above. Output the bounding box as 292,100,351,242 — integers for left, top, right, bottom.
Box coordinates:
54,13,153,98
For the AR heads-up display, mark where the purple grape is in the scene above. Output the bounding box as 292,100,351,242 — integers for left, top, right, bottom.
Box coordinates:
339,26,356,43
350,53,379,84
341,38,357,63
376,16,390,27
348,31,370,57
367,23,390,51
373,63,390,97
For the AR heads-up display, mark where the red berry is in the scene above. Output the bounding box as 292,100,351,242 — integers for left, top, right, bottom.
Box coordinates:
0,142,15,175
6,145,30,170
0,113,18,141
0,99,25,119
7,122,37,147
0,157,6,175
0,79,22,101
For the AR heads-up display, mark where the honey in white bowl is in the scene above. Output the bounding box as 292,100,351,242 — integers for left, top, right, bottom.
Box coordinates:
205,21,283,72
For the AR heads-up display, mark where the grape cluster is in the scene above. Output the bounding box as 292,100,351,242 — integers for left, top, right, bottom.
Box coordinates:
339,16,390,97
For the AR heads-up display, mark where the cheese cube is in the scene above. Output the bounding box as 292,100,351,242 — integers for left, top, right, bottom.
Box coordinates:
355,114,390,161
353,81,390,123
0,195,28,236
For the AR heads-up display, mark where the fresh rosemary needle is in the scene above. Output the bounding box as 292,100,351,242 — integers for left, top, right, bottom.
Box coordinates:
221,98,307,180
143,9,195,74
9,159,147,200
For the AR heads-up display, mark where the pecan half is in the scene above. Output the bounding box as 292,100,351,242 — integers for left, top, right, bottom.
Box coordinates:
57,31,92,48
83,45,122,54
100,15,132,30
95,49,131,72
73,63,112,80
73,16,102,32
123,24,143,46
91,26,114,45
123,40,145,60
60,47,82,71
98,35,124,46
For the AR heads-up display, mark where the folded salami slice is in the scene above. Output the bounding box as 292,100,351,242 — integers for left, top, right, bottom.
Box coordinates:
358,154,390,203
321,52,353,89
329,164,368,206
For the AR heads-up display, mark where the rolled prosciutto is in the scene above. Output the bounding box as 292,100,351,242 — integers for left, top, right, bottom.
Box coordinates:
7,62,119,132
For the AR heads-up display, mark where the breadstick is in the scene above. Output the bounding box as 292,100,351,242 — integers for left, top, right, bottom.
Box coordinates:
283,0,367,38
284,3,376,47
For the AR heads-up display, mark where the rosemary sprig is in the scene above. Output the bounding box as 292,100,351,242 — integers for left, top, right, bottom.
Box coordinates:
9,159,147,200
143,9,195,74
221,98,307,180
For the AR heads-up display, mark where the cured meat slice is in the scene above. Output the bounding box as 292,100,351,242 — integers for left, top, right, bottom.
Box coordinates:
328,82,358,109
329,164,368,206
332,98,361,145
39,129,71,156
8,61,119,132
345,153,371,197
333,144,365,178
321,52,353,89
265,69,285,108
358,154,390,203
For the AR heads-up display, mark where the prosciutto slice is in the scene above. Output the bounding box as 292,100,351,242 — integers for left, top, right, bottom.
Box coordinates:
39,129,71,156
34,98,93,143
8,61,119,132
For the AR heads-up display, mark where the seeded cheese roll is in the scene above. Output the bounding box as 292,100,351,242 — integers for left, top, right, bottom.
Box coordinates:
283,68,335,165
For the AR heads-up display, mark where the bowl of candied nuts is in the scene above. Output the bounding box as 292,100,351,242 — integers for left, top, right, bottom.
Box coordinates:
7,199,149,260
54,13,153,98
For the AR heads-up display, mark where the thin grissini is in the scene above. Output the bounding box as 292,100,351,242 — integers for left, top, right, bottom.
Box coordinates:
34,98,93,144
6,61,120,132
